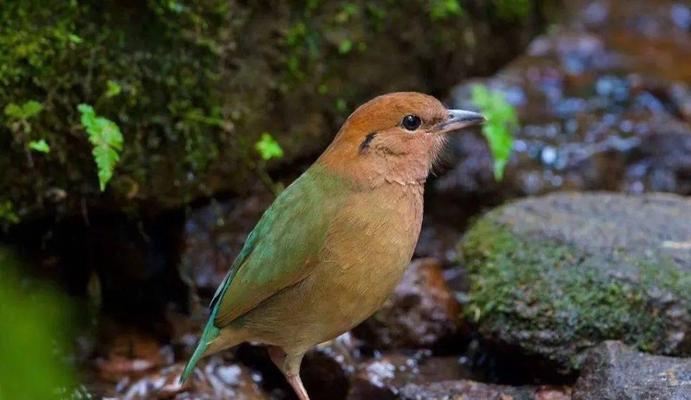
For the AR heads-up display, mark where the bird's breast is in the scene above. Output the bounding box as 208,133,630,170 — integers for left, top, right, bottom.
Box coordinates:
314,184,424,330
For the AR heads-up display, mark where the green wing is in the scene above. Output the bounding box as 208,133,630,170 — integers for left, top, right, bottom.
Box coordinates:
212,166,345,327
181,166,345,382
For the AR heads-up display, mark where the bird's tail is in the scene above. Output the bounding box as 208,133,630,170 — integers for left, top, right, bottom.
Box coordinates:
180,317,220,383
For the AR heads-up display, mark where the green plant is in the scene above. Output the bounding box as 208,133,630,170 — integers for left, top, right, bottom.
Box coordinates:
104,80,122,98
4,100,43,121
77,104,123,191
429,0,464,21
255,132,284,161
253,132,284,195
28,139,50,153
0,249,76,399
0,200,20,225
471,85,517,180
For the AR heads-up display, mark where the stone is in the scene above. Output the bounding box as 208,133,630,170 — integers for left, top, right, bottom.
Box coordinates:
573,341,691,400
459,192,691,374
348,353,472,400
399,380,571,400
437,0,691,214
353,258,461,350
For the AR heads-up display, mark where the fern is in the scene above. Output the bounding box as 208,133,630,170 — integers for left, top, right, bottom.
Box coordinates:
471,85,517,181
77,104,123,191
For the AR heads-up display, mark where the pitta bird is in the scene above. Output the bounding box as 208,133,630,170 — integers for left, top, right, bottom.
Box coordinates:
180,92,484,399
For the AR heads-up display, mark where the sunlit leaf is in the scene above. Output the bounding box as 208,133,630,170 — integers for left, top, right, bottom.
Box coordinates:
28,139,50,153
255,132,284,161
471,85,517,181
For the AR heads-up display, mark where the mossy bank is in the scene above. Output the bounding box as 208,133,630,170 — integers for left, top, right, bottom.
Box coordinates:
459,192,691,374
0,0,556,225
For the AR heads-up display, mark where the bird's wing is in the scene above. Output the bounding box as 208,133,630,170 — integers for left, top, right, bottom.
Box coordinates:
211,167,345,328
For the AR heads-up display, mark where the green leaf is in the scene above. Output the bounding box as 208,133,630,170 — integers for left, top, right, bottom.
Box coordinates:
0,250,76,398
0,200,19,225
67,33,83,43
430,0,464,21
21,100,43,119
338,39,353,54
77,103,124,191
471,85,517,181
105,80,122,98
4,100,43,120
28,139,50,153
255,132,284,161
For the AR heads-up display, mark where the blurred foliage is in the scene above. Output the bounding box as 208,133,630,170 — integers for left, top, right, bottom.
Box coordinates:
471,85,517,180
0,249,76,399
77,104,123,191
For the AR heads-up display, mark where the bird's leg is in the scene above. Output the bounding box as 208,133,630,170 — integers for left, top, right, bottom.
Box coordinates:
268,346,309,400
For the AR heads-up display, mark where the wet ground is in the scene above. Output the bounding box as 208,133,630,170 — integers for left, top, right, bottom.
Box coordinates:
74,0,691,398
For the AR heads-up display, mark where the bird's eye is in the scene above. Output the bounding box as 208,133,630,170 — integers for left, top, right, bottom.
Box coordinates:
401,114,422,131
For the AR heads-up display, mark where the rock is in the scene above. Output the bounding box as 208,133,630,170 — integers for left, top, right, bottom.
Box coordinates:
180,193,273,296
573,341,691,400
0,0,554,224
399,380,571,400
459,192,691,374
353,258,462,350
348,353,472,400
437,0,691,212
302,333,363,400
119,357,267,400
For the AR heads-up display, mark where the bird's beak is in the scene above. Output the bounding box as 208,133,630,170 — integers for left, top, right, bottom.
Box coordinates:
433,109,485,134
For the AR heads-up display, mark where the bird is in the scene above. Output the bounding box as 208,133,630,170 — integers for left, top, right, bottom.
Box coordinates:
180,92,484,400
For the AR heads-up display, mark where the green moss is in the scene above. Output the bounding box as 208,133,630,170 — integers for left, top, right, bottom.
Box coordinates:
460,216,690,370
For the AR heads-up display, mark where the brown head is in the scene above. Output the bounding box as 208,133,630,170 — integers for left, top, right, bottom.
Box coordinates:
319,92,484,188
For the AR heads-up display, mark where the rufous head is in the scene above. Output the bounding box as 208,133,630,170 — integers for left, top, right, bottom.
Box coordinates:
319,92,484,188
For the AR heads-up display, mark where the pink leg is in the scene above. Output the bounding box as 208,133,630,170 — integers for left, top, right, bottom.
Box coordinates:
268,346,310,400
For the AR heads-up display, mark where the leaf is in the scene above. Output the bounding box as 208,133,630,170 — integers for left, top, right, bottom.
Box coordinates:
471,85,517,181
338,39,353,54
4,100,43,120
77,103,124,191
21,100,43,119
430,0,464,21
67,33,83,44
105,80,122,98
28,139,50,153
255,132,284,161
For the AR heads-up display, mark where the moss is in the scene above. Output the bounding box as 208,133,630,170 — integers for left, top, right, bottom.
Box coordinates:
0,0,554,221
460,216,691,372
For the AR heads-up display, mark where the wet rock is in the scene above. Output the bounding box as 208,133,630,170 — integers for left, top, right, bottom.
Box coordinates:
459,192,691,374
119,357,267,400
353,258,462,350
573,341,691,400
399,381,571,400
95,329,173,383
302,333,363,400
438,0,691,214
348,352,472,400
180,193,273,297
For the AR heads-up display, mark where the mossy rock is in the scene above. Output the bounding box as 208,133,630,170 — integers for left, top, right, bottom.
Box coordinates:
459,192,691,374
0,0,555,224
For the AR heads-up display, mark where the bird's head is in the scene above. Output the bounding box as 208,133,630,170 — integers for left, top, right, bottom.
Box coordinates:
319,92,484,188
